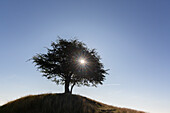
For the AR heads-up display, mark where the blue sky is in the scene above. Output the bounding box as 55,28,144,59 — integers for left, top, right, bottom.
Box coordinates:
0,0,170,113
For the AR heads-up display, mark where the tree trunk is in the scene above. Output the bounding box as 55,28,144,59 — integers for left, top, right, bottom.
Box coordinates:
70,82,75,94
65,75,71,93
65,81,69,93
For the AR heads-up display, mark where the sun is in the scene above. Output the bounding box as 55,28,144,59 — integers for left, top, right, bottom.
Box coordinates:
79,59,86,64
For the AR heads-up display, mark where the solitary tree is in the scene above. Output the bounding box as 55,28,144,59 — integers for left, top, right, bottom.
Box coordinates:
31,38,108,94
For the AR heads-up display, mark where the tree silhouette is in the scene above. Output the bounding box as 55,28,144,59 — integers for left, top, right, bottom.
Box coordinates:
31,38,108,94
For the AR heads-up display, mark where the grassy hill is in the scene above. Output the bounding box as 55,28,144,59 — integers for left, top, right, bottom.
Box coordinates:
0,93,145,113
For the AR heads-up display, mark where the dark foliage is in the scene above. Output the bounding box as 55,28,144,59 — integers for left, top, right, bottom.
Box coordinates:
31,38,108,93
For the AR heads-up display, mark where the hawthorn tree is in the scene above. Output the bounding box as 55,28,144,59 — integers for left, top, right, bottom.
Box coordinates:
31,38,108,94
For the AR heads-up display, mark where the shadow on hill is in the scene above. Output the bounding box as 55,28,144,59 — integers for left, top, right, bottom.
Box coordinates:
0,93,145,113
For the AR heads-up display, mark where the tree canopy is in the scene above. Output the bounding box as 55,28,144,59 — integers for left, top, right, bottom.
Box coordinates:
32,38,108,93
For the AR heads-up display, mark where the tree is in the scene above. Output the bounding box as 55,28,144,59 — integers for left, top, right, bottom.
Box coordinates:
31,38,108,94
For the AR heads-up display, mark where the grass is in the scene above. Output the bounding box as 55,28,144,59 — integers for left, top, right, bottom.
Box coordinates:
0,93,145,113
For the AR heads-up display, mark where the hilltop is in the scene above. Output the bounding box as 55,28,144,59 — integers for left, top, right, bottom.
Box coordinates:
0,93,145,113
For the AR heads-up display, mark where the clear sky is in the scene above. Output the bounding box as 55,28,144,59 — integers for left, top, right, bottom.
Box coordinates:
0,0,170,113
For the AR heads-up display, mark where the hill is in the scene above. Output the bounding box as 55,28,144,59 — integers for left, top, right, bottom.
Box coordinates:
0,93,145,113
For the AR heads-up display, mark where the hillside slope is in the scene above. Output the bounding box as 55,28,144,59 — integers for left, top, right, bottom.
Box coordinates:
0,93,145,113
